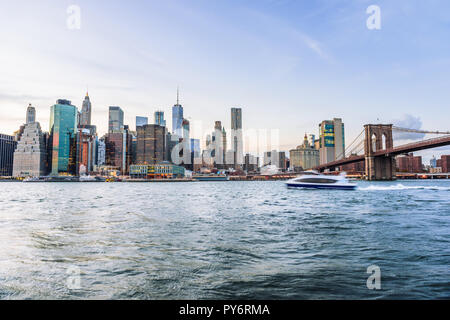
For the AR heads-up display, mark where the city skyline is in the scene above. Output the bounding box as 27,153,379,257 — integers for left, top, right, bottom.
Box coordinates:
1,1,450,162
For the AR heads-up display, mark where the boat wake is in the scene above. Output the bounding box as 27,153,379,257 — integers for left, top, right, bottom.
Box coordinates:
359,184,450,191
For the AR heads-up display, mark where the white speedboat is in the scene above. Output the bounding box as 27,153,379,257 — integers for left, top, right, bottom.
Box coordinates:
79,175,97,182
286,171,357,190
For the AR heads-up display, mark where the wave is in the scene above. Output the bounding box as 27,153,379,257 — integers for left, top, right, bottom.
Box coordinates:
359,184,450,191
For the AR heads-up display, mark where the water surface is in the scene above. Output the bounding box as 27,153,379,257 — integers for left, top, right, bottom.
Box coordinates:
0,180,449,299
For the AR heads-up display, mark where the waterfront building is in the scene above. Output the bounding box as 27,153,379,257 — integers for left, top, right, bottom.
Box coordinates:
108,106,124,133
105,132,126,174
341,158,365,173
96,137,106,167
0,134,16,176
49,99,78,175
211,121,227,167
319,118,345,164
263,150,286,170
76,126,97,175
244,153,259,173
154,111,166,127
290,134,320,171
190,138,201,171
440,155,450,173
136,124,166,165
80,93,92,126
430,156,437,168
13,122,47,177
26,104,36,124
231,107,244,167
172,89,183,137
396,153,423,173
129,162,185,179
136,116,148,129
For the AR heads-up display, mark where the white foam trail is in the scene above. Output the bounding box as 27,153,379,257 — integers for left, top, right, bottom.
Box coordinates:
359,184,450,191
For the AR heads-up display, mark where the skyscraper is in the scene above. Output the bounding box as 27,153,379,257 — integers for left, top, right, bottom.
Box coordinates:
136,124,166,165
26,104,36,124
13,122,47,177
319,118,345,165
108,106,124,133
80,92,92,126
155,111,166,127
49,99,78,175
136,116,148,129
231,107,243,167
0,134,16,176
172,89,183,137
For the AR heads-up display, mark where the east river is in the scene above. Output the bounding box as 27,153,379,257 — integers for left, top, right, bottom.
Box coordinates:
0,180,449,299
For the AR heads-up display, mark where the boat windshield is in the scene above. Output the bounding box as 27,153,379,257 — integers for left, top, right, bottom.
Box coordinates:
296,177,338,184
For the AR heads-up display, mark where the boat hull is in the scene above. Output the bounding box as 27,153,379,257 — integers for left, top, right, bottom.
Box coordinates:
286,183,356,190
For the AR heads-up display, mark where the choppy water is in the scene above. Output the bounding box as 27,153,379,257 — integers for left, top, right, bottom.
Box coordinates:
0,180,449,299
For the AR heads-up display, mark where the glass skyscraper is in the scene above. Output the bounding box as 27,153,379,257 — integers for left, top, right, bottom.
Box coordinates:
154,111,166,127
109,106,124,133
136,116,148,129
49,99,78,175
172,104,183,137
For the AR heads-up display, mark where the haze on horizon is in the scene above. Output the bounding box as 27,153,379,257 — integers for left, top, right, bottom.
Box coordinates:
0,0,449,161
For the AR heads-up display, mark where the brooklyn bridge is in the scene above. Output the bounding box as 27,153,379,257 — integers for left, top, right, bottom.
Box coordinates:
314,124,450,180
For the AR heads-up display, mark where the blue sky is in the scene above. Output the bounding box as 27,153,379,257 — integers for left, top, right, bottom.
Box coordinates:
0,0,449,160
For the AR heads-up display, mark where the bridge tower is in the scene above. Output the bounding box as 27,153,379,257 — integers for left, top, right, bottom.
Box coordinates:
364,124,396,180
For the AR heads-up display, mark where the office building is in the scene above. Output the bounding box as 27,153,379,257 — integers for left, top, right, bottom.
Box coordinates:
26,104,36,124
136,124,166,165
440,155,450,173
105,132,126,174
13,122,47,177
129,162,185,179
290,134,320,171
244,153,259,173
108,106,124,133
49,99,78,175
172,89,183,137
231,107,243,167
155,111,166,127
0,134,16,176
136,116,148,129
80,92,92,126
319,118,345,164
396,153,423,173
263,150,286,170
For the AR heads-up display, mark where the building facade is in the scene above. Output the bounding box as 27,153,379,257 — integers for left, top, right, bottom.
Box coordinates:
290,135,319,171
396,153,423,173
80,93,92,126
136,124,166,165
319,118,345,165
0,134,16,176
108,106,124,133
13,122,47,177
26,104,36,124
231,107,243,167
154,111,166,127
49,99,78,175
136,116,148,129
129,162,185,179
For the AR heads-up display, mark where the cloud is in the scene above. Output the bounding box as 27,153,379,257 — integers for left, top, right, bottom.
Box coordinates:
392,114,426,141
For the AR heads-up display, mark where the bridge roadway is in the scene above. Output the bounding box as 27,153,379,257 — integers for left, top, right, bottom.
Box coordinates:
315,134,450,171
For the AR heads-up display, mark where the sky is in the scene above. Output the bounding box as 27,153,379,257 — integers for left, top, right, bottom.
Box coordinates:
0,0,449,161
